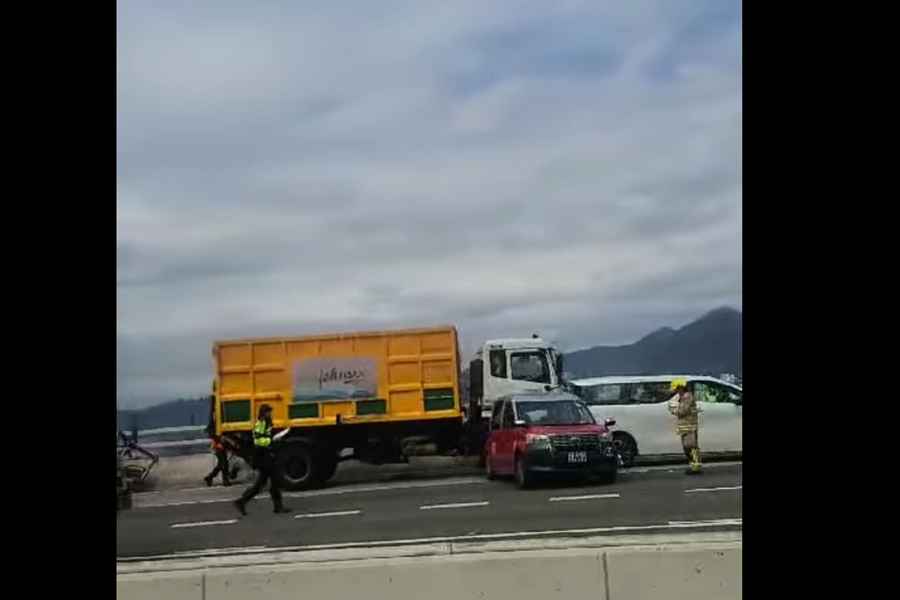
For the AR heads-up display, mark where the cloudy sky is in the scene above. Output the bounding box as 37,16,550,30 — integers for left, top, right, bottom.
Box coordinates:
117,0,741,409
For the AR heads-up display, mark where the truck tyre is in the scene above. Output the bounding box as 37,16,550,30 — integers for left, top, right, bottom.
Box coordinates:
276,443,323,491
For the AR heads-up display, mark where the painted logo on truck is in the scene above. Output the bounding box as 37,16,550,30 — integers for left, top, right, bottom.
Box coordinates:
292,358,377,403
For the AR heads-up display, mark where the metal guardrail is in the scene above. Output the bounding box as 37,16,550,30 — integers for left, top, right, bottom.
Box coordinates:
137,425,206,435
142,439,209,449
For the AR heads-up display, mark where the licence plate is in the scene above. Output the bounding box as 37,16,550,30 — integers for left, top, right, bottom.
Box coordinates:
567,451,587,463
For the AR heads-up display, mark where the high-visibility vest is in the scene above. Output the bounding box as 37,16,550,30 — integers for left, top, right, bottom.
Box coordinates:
253,419,273,448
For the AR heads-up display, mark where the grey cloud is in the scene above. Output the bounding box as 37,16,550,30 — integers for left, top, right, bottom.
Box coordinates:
117,1,741,408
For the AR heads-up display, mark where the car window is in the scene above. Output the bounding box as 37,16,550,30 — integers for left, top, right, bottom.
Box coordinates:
581,383,624,405
509,351,551,384
489,350,507,378
515,400,594,425
695,382,740,404
627,382,671,404
501,401,515,429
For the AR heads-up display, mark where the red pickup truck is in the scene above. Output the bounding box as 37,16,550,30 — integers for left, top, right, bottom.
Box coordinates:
485,392,618,488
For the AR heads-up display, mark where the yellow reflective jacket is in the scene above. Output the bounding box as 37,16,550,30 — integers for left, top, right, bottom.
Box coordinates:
253,419,273,448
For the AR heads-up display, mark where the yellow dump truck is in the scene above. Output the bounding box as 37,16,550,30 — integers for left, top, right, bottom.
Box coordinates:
210,325,465,490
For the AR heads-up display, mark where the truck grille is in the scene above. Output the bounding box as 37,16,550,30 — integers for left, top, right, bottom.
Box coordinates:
549,434,600,451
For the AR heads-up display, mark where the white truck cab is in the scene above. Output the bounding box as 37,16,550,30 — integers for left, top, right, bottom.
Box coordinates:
468,336,564,419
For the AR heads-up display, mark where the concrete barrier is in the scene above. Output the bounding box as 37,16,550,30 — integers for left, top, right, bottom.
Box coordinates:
606,543,741,599
117,534,740,600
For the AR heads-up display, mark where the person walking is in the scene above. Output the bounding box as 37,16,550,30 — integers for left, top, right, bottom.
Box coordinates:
234,404,292,515
668,379,702,475
203,433,235,487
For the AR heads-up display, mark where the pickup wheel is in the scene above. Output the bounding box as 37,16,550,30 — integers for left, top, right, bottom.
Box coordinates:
485,453,497,480
514,455,531,489
613,432,638,468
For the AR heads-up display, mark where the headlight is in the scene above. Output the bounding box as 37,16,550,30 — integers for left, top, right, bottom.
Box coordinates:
526,433,551,450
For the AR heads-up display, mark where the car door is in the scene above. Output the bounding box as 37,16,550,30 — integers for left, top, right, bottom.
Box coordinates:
693,381,743,453
497,400,519,474
624,381,683,455
487,400,507,472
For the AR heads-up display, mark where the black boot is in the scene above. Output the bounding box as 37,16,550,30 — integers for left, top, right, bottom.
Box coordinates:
233,499,247,516
204,475,213,487
273,502,292,514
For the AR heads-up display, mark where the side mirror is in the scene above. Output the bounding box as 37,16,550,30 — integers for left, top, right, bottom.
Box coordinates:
604,418,616,427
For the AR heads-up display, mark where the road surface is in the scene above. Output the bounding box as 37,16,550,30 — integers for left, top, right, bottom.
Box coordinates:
117,462,741,559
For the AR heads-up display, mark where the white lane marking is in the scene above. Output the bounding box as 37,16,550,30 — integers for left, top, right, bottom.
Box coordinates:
125,518,742,562
173,546,267,556
170,519,238,529
668,518,743,527
294,510,362,519
419,501,490,511
138,477,487,508
684,485,742,494
548,493,621,502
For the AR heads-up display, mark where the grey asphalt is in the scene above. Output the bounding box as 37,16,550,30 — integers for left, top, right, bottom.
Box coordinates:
117,463,741,559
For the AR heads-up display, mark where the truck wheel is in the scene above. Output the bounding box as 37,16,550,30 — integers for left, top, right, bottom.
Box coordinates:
276,444,322,491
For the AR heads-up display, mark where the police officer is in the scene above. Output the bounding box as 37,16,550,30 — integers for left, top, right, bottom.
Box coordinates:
234,404,292,515
668,379,702,475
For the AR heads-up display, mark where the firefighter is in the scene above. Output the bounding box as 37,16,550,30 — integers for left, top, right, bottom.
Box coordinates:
234,404,292,515
668,378,702,474
203,433,235,487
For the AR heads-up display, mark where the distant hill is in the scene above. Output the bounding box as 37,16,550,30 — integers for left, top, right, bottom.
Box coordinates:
117,397,209,432
563,307,742,379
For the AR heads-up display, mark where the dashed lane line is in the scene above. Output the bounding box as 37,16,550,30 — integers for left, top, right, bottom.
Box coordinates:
294,510,362,519
170,519,238,529
684,486,742,494
548,493,621,502
419,501,490,511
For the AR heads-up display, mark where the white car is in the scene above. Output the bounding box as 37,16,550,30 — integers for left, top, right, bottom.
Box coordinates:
566,375,742,466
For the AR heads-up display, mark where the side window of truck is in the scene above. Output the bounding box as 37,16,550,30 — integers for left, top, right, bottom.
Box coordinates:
509,351,551,384
489,350,507,378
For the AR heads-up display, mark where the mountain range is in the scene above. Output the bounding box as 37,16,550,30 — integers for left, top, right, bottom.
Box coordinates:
562,307,742,379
